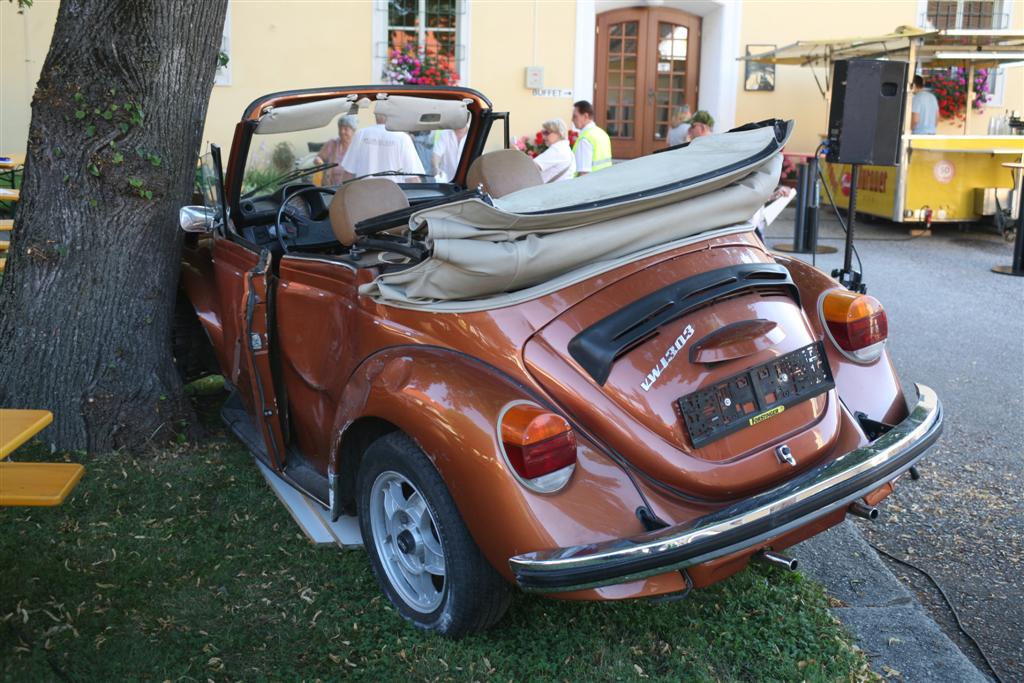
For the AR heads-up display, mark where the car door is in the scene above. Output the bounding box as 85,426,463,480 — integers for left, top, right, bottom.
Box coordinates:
235,248,288,471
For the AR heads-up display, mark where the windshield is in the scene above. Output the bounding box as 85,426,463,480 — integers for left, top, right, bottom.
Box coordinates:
242,102,472,195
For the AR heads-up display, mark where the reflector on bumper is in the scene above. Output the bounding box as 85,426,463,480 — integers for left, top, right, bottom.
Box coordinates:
509,384,942,593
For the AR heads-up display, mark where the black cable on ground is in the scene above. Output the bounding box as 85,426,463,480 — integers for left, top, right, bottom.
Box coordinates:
868,541,1006,683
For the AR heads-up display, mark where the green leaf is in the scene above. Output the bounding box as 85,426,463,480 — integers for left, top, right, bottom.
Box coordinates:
147,154,162,167
127,177,143,188
111,152,124,164
73,92,85,103
74,110,86,119
102,110,113,120
54,147,63,158
88,198,98,208
118,122,130,134
88,163,100,177
85,124,96,137
142,189,153,200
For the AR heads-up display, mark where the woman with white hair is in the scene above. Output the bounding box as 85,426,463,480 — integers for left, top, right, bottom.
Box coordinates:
533,118,576,183
316,115,358,186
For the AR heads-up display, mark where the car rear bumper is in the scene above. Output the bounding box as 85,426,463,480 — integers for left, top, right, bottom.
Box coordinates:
509,383,942,593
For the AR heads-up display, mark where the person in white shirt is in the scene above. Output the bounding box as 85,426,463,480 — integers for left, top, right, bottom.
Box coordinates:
341,114,425,183
532,119,575,183
432,125,468,183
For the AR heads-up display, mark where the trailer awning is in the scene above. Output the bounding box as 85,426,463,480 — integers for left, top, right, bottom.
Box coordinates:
742,27,1024,70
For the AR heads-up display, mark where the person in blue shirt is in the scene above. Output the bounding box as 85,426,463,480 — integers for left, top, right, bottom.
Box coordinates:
910,75,939,135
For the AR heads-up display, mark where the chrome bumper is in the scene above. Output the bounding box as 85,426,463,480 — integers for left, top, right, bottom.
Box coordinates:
509,383,942,593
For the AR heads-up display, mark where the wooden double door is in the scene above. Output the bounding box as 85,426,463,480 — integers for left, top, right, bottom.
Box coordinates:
595,7,701,159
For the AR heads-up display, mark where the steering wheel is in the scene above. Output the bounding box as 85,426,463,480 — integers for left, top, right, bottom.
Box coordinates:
274,185,335,254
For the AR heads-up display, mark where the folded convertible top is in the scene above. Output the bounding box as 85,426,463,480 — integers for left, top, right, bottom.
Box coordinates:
361,120,793,308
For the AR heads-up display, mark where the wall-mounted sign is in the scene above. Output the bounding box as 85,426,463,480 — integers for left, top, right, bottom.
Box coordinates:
532,89,574,98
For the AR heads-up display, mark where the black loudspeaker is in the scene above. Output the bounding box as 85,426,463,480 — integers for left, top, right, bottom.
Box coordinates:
826,60,908,166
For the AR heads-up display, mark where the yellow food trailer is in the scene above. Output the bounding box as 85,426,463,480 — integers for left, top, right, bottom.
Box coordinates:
744,27,1024,229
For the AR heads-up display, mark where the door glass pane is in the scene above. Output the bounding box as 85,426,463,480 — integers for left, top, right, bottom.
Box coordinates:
652,22,689,142
606,21,639,140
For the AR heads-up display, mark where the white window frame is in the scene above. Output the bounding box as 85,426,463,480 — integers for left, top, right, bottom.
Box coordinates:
916,0,1013,106
372,0,471,85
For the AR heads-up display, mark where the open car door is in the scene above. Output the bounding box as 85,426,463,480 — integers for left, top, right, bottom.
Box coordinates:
238,248,287,471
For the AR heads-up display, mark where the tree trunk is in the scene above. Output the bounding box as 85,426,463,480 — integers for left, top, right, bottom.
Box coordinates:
0,0,228,452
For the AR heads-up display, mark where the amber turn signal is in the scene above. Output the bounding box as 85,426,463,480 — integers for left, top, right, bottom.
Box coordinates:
819,289,888,362
500,403,577,485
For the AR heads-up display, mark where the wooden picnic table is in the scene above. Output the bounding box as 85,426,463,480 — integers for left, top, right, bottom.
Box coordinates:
0,409,85,506
0,154,25,171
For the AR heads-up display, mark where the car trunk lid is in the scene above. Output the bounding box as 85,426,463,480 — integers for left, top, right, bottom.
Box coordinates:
523,244,841,499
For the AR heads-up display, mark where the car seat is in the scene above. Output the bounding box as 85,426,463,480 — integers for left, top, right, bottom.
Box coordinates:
329,178,410,246
465,149,543,198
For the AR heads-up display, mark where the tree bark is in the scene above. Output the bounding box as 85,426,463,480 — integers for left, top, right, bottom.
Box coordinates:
0,0,228,452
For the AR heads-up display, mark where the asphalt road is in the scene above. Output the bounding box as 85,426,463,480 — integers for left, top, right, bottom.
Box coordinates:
766,208,1024,682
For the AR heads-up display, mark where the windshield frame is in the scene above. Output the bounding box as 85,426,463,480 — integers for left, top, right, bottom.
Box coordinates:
225,85,493,230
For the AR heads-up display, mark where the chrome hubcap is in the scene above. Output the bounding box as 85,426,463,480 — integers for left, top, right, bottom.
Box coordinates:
369,471,446,613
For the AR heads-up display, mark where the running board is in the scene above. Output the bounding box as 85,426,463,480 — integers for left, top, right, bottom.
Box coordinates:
222,391,361,548
255,459,362,548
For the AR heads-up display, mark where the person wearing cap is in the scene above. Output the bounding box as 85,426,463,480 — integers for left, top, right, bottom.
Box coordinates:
570,100,612,176
316,115,359,186
532,119,576,183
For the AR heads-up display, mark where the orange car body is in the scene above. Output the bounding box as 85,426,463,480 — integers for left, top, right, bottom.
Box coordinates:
180,86,942,606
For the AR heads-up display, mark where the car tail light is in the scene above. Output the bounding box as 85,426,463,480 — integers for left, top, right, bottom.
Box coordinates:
819,289,888,362
499,402,577,491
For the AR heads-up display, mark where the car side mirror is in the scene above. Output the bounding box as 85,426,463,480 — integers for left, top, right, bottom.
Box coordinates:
179,205,216,233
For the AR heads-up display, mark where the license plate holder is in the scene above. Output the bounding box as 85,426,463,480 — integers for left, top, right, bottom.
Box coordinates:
678,342,834,448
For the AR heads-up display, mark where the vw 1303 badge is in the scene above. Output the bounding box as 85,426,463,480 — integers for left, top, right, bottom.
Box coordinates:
641,325,695,392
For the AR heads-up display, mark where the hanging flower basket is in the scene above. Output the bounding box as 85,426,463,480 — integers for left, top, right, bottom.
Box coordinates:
383,47,460,86
925,67,990,121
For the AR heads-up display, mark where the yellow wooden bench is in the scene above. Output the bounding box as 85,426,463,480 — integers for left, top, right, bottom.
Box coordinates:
0,219,12,230
0,410,85,506
0,462,85,506
0,257,5,273
0,188,20,202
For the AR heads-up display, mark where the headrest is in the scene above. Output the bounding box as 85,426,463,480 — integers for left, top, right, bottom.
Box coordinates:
329,178,410,246
465,149,543,198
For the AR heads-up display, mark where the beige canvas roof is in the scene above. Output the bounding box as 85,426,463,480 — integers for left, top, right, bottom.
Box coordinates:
360,122,791,308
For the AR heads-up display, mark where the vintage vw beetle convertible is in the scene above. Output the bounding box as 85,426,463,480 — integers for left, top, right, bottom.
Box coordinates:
178,85,943,637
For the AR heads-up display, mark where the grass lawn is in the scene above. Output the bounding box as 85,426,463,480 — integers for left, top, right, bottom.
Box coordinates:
1,393,877,682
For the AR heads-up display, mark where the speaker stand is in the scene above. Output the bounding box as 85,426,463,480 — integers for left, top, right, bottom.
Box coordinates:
832,164,866,293
773,156,838,254
992,162,1024,277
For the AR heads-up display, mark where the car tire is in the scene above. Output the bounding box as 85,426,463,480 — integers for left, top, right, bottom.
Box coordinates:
356,431,512,638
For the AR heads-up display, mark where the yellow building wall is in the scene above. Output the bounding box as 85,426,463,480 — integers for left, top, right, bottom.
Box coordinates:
470,0,579,149
0,0,59,154
0,1,577,158
736,0,1024,154
201,1,374,155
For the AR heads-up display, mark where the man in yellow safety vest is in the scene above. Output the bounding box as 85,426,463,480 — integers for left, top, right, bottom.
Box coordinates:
570,100,612,176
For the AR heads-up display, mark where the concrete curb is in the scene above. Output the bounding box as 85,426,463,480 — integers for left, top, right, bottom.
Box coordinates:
795,521,989,682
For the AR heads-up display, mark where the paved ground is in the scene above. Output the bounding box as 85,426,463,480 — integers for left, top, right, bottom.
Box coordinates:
766,208,1024,682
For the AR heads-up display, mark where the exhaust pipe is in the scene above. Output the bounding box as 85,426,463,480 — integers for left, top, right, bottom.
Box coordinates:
754,550,799,572
849,502,880,520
